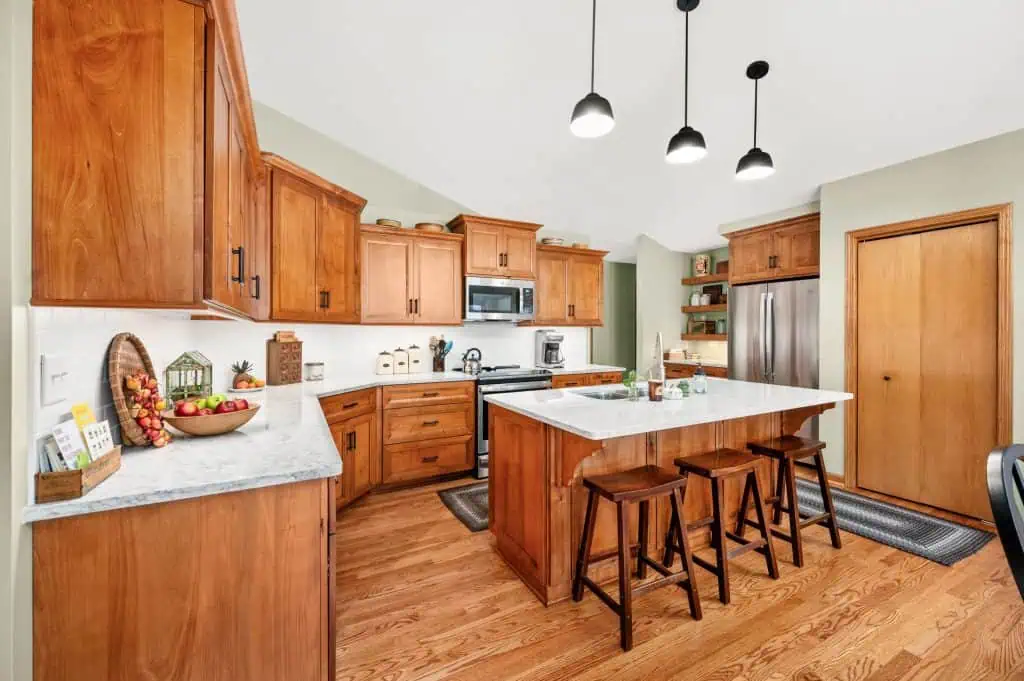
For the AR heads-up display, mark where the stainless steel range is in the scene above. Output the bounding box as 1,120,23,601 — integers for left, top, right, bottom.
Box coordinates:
472,366,552,479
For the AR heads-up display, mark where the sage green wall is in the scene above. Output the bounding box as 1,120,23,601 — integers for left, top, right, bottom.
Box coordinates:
591,262,636,371
818,128,1024,474
635,235,685,374
254,102,473,224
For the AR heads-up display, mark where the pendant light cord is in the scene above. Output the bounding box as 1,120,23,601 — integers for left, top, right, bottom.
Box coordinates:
752,79,759,147
683,9,689,125
590,0,597,92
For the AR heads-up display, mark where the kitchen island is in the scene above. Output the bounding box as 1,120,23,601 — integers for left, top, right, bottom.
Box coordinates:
485,378,852,604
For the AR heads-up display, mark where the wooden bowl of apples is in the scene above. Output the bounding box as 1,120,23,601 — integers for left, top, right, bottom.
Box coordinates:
162,396,260,437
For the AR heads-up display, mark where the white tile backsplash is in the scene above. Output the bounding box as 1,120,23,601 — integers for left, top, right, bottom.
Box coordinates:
30,307,589,464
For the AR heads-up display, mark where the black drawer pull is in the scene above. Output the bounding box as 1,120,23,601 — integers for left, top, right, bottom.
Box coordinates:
342,402,358,410
421,455,439,463
422,420,440,427
422,391,440,397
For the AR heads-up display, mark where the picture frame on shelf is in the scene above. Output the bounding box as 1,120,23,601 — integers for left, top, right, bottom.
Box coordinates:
694,254,711,276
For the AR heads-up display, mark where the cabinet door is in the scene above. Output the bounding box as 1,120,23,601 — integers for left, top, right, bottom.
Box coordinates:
361,232,414,323
534,250,569,324
271,172,320,320
249,172,271,321
773,219,820,277
568,255,604,325
318,195,360,323
502,226,537,279
32,0,205,306
464,223,503,276
414,239,462,324
345,413,380,503
729,231,774,284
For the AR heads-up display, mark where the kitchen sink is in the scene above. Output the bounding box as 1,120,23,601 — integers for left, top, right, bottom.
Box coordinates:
579,388,647,401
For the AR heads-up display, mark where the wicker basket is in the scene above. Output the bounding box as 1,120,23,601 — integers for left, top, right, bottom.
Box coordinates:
107,333,158,447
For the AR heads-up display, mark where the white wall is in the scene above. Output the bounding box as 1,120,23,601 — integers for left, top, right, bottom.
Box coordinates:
635,235,685,374
818,129,1024,474
30,308,590,474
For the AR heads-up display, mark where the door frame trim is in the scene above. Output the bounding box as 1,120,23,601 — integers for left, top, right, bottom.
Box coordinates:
844,203,1013,491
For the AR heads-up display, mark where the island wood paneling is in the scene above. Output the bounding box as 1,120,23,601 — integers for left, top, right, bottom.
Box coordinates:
33,480,331,681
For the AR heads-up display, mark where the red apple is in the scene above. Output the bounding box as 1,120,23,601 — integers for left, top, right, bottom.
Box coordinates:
199,408,214,416
234,399,249,411
137,416,152,429
147,378,158,390
175,401,199,417
146,428,161,442
149,417,162,431
214,400,237,414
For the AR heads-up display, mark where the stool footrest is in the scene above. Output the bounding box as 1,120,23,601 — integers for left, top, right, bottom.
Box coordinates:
580,576,623,615
725,533,769,560
691,554,721,576
799,512,831,529
686,517,715,532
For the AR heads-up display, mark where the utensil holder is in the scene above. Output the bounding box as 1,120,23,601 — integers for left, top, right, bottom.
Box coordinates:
432,356,445,372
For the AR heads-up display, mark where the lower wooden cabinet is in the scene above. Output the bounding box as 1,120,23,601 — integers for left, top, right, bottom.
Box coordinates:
665,363,728,379
551,371,623,389
382,436,474,485
331,411,380,508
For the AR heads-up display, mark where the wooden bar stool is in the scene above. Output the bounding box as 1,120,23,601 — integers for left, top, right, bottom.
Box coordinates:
740,435,842,568
665,449,779,605
572,465,702,652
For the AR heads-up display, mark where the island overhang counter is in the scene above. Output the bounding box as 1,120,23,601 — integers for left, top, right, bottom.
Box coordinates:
484,378,853,604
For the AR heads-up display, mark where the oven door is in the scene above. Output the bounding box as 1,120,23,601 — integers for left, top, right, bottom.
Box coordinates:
464,277,535,322
477,380,552,459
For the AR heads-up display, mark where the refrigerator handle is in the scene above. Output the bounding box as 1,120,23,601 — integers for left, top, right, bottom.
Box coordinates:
767,291,776,381
759,291,768,380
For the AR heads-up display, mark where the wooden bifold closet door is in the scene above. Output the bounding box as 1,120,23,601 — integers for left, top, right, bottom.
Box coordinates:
857,220,998,520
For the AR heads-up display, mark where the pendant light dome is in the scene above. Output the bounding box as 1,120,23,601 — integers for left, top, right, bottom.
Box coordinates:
736,60,774,180
666,0,706,164
570,0,614,138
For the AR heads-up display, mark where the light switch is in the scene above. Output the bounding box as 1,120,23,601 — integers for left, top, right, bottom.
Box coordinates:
41,354,71,406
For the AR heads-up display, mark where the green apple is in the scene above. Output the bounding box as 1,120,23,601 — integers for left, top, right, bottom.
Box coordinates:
194,397,208,410
206,394,225,410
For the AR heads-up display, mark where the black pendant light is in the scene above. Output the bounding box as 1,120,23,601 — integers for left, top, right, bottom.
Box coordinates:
570,0,614,138
666,0,707,164
736,60,775,180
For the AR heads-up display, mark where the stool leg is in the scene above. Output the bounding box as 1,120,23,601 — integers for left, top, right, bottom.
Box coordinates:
637,499,650,579
616,501,634,651
734,472,753,538
783,458,804,568
814,452,843,550
772,458,786,525
749,470,780,579
572,489,600,602
662,473,687,568
711,477,730,604
671,486,703,621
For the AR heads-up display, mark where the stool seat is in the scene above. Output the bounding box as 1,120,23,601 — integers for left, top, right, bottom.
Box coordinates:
583,465,686,501
674,448,760,478
748,435,825,458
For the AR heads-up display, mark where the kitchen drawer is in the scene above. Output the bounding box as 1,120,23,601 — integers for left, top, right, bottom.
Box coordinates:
382,435,473,484
706,365,728,379
551,374,593,389
381,381,474,410
319,387,378,424
592,372,623,385
383,404,473,444
666,364,695,379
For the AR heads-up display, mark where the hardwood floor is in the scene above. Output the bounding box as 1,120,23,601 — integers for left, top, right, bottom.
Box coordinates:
336,478,1023,681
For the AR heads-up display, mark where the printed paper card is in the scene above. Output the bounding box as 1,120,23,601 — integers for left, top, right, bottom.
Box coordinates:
82,421,114,459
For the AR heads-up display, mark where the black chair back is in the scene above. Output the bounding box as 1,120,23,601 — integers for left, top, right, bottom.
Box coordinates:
987,445,1024,600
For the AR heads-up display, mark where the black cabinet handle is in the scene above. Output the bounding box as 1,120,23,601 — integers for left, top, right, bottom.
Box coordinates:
251,274,261,300
421,455,439,463
422,391,440,397
231,246,245,283
883,375,892,381
422,420,440,427
342,401,358,410
414,298,419,314
408,299,413,314
319,291,327,309
324,290,331,309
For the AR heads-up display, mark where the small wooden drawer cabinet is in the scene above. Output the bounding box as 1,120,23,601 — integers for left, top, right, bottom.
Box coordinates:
551,371,624,389
381,381,475,485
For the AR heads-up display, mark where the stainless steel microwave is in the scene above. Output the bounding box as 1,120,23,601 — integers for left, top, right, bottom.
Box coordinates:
464,276,535,322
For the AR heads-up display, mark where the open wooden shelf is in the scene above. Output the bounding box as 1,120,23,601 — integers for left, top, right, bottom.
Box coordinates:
682,333,728,342
682,273,728,286
682,303,728,314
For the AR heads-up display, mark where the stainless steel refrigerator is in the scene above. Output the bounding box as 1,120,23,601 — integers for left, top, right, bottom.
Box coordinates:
728,278,819,433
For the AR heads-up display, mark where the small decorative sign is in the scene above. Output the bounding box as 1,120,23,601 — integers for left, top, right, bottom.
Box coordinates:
83,422,114,459
694,254,711,276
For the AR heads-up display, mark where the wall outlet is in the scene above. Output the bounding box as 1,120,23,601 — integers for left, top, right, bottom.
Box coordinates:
41,353,71,406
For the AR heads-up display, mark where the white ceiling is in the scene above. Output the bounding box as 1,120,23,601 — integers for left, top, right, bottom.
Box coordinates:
236,0,1024,253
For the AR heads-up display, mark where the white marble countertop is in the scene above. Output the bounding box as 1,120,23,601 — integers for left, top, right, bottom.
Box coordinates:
547,364,627,376
23,372,476,523
485,378,852,441
665,359,729,368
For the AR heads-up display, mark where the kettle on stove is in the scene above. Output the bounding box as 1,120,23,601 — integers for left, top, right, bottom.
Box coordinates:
461,347,482,375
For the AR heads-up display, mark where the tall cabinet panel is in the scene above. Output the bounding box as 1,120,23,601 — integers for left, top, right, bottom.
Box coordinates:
271,172,320,320
32,0,206,306
414,239,463,325
530,245,608,327
318,196,361,322
361,231,414,324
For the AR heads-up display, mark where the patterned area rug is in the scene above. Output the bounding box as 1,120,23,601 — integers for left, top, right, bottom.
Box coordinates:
795,477,994,566
438,482,489,532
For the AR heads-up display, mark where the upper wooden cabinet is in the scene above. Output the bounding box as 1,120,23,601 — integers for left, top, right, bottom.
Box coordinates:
448,215,541,280
531,245,608,326
360,226,463,325
266,154,367,324
32,0,207,307
726,213,820,284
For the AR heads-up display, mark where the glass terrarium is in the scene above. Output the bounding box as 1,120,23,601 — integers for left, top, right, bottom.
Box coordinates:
164,351,213,402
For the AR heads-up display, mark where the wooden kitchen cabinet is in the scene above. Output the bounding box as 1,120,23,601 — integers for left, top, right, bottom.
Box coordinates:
267,154,367,323
665,363,728,379
32,0,207,307
360,226,463,325
727,213,820,284
448,215,542,279
550,371,622,389
332,412,380,507
531,245,609,326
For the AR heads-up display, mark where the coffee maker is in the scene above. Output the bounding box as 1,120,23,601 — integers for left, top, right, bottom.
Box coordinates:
534,330,566,368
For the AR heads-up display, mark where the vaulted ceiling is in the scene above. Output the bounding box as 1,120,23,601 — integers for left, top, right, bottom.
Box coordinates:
237,0,1024,253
